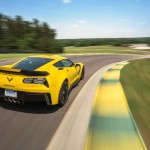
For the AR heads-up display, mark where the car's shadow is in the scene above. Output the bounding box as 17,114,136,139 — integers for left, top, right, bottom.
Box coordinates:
0,100,60,114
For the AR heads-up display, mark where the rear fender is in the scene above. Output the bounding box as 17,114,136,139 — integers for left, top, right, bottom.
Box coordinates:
47,73,68,105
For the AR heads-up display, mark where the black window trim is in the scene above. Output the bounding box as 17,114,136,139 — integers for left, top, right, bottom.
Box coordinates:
53,59,75,68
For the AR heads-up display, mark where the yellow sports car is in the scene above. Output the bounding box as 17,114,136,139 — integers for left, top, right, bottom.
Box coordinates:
0,55,85,106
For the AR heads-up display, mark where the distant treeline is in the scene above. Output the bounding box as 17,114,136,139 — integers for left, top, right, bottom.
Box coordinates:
60,37,150,47
0,13,63,53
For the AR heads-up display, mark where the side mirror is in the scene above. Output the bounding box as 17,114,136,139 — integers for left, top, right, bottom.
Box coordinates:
75,64,80,68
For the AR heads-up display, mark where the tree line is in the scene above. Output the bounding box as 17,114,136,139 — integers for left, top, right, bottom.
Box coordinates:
60,37,150,47
0,12,149,53
0,13,63,53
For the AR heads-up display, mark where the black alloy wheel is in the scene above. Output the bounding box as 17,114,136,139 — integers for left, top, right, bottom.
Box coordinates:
80,67,85,80
59,80,68,106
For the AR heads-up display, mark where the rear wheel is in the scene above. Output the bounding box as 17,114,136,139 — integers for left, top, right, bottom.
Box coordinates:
58,80,68,106
80,67,85,80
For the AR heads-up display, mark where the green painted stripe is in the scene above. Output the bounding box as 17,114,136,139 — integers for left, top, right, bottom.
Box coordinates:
89,115,137,134
100,78,119,84
108,68,122,71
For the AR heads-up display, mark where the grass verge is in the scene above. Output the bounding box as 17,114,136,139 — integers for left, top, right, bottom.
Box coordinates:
0,53,37,60
65,45,146,55
120,58,150,149
0,45,148,60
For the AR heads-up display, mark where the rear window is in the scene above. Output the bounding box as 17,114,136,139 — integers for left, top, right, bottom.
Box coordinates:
13,57,53,71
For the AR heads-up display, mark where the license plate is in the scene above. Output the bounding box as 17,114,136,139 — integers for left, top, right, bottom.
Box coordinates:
5,89,17,98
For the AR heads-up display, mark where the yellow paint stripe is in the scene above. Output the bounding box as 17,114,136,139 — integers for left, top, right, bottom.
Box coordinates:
111,64,126,69
85,131,143,150
119,62,129,65
102,62,128,80
85,63,145,150
102,71,120,80
93,84,129,117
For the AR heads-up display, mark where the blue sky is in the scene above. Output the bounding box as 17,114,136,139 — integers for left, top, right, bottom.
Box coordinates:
0,0,150,39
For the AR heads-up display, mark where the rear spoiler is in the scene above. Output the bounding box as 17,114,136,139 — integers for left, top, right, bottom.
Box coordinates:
0,67,49,76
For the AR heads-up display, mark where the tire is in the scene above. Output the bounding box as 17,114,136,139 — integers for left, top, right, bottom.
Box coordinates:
80,67,85,80
58,80,68,106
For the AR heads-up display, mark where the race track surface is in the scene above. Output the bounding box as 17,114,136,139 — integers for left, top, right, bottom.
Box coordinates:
0,54,142,150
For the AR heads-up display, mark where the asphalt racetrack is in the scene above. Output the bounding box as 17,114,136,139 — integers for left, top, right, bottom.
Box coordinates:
0,54,143,150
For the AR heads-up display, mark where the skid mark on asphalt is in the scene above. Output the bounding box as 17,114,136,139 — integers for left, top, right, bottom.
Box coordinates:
84,62,146,150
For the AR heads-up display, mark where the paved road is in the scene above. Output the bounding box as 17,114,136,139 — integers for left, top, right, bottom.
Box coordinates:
0,54,143,150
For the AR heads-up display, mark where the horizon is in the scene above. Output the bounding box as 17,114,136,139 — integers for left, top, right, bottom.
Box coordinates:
0,0,150,39
57,36,150,40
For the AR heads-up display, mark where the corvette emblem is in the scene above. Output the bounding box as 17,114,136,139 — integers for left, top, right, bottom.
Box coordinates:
7,77,13,82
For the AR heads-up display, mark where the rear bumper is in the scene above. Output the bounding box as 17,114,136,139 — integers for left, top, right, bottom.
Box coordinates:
0,88,52,105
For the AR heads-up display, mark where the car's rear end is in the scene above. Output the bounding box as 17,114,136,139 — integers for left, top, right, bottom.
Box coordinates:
0,67,52,105
0,56,55,105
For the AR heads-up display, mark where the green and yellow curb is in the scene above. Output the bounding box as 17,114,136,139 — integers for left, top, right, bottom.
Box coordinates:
84,62,146,150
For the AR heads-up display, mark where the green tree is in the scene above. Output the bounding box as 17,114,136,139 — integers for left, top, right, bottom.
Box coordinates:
0,13,63,53
17,33,35,50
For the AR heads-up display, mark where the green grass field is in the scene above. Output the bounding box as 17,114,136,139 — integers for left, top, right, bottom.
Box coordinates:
0,45,149,60
0,53,37,60
120,58,150,149
65,45,149,55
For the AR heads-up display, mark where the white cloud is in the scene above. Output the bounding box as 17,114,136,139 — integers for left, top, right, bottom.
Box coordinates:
71,20,87,28
78,20,87,24
139,22,146,25
62,0,71,4
52,21,150,39
71,24,80,28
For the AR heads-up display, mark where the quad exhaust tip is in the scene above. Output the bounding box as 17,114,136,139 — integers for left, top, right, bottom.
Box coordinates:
13,99,17,103
2,97,23,104
4,97,8,101
8,97,13,102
